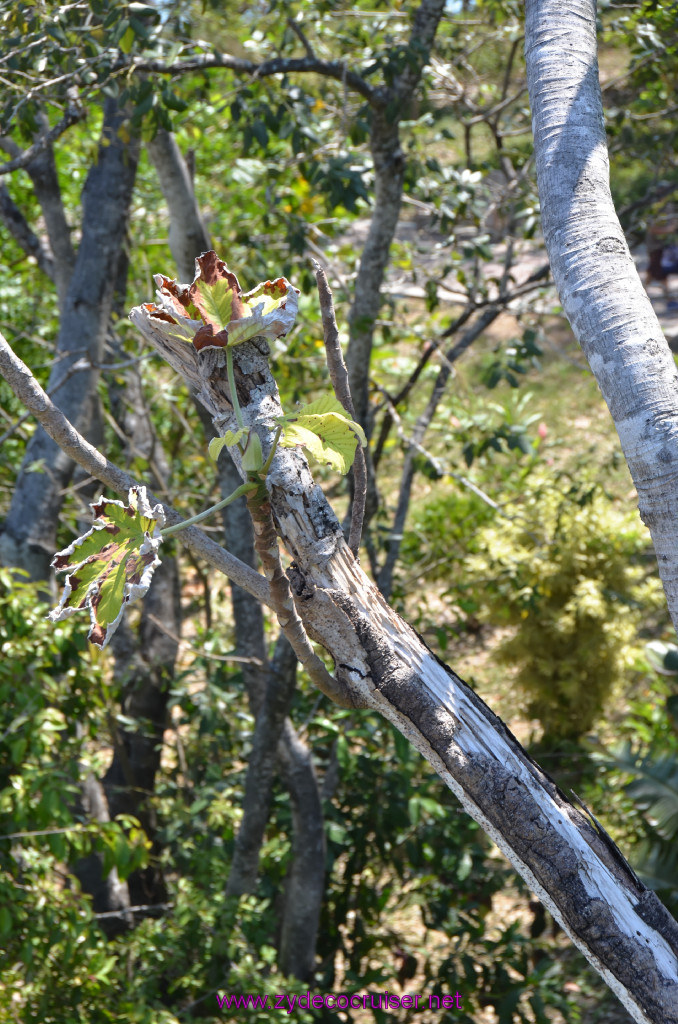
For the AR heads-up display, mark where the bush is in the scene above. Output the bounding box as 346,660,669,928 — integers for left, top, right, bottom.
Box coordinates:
466,473,663,742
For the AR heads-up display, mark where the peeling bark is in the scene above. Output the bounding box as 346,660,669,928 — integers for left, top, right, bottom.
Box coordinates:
128,312,678,1024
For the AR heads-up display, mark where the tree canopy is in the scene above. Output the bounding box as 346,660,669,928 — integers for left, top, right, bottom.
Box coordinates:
1,1,678,1022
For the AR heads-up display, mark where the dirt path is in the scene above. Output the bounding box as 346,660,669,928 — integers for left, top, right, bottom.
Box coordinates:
342,213,678,346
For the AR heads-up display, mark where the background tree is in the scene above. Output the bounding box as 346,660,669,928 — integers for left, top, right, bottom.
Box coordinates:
2,1,678,1022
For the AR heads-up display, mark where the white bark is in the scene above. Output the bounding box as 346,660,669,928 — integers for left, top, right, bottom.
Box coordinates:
127,308,678,1024
525,0,678,633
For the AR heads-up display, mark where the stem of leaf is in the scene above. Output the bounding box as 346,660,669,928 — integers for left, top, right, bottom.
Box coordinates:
227,346,245,430
262,426,282,475
160,481,256,538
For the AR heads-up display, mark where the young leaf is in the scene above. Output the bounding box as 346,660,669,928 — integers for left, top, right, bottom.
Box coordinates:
49,486,164,648
128,252,299,354
189,251,246,331
227,276,300,347
277,394,367,475
208,428,249,462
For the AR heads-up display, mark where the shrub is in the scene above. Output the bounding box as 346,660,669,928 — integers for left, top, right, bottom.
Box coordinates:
466,473,663,742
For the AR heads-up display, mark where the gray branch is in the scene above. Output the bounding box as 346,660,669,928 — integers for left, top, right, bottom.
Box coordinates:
0,331,271,608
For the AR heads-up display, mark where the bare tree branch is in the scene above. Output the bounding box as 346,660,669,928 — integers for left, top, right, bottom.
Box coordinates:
0,104,85,176
0,183,55,281
312,259,366,557
286,16,316,59
133,53,376,104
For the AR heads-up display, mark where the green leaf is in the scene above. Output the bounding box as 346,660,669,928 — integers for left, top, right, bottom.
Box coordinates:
227,276,300,347
277,394,366,475
49,486,164,648
192,275,243,331
208,428,248,462
241,431,263,472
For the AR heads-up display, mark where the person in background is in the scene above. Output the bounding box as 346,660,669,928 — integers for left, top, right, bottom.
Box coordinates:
645,206,678,311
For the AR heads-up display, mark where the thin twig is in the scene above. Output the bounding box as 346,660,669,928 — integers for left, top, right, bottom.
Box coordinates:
94,903,172,920
311,258,367,557
0,331,272,609
145,612,264,665
0,105,85,176
286,16,316,58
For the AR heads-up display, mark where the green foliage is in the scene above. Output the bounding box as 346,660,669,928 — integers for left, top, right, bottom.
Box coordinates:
466,473,663,742
0,571,151,1022
604,668,678,915
277,394,367,474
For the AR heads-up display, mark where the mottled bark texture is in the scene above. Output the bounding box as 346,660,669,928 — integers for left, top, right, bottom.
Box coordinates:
0,98,139,581
152,143,327,975
525,0,678,635
128,309,678,1024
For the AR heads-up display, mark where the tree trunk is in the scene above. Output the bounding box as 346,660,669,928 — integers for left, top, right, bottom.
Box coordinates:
217,425,327,979
346,109,406,432
226,635,296,897
146,128,211,282
73,770,132,938
128,312,678,1024
277,716,326,982
152,144,327,973
0,99,139,581
100,553,180,911
346,0,446,431
524,0,678,634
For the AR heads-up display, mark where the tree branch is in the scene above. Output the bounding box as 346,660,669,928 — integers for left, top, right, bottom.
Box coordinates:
525,0,678,637
129,289,678,1023
312,259,366,557
0,183,55,281
133,52,376,104
0,104,85,176
0,331,271,608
